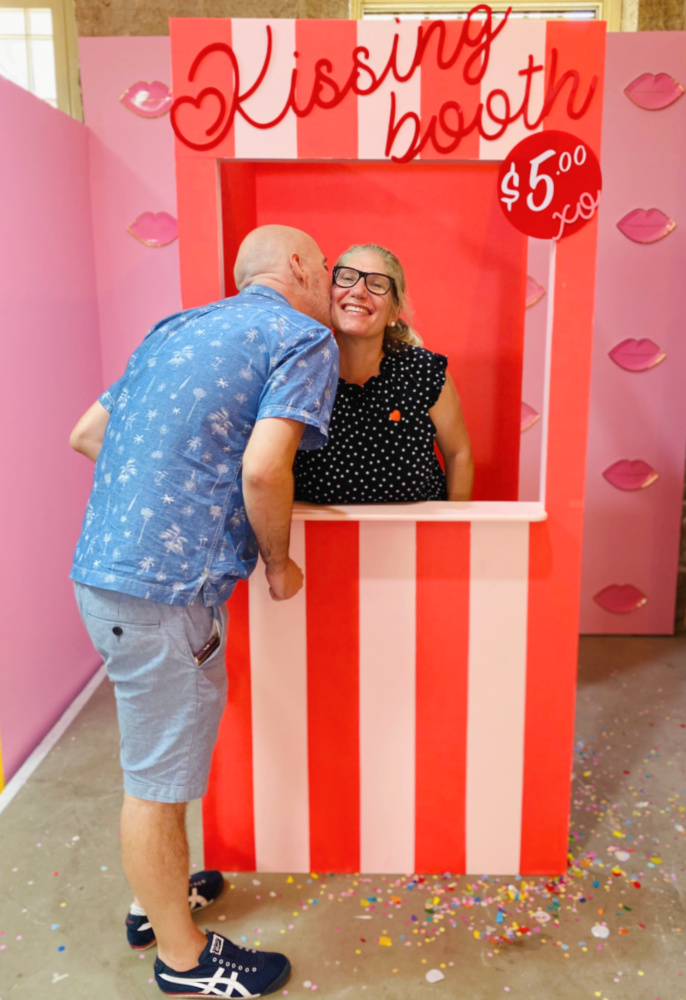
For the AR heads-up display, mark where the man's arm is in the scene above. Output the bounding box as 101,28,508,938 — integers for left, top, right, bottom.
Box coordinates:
242,417,306,601
69,400,111,462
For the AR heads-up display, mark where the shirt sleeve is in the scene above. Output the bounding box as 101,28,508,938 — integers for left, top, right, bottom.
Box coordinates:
98,377,124,414
425,350,448,409
256,325,340,450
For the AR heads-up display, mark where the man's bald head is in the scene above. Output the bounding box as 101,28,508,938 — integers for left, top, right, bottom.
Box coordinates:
233,224,331,328
234,225,320,290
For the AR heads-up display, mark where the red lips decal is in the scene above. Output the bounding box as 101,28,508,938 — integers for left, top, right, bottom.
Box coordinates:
624,73,685,111
608,338,666,372
616,209,676,244
602,460,659,491
120,81,173,118
526,276,545,308
521,402,540,432
593,584,648,614
127,212,178,248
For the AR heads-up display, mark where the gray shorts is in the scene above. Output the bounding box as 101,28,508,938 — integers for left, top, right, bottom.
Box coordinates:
74,583,228,803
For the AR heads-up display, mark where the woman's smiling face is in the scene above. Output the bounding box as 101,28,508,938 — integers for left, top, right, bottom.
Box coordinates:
331,251,400,342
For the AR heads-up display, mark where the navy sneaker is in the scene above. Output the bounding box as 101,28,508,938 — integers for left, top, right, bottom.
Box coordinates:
126,870,225,950
154,931,291,997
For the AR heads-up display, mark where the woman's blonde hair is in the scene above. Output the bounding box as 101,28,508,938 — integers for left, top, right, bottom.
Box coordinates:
335,244,422,348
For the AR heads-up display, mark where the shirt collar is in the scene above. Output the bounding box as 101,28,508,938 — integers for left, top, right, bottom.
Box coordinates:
238,284,290,306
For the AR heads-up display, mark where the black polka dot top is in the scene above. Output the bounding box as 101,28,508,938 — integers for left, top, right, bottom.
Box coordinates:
294,342,448,504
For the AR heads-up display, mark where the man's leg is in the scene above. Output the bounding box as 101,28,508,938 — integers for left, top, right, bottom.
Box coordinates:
121,794,206,971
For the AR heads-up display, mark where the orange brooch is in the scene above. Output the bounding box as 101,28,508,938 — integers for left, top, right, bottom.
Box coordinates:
389,410,401,422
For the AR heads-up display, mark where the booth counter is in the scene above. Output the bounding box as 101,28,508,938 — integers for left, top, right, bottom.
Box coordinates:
203,500,562,878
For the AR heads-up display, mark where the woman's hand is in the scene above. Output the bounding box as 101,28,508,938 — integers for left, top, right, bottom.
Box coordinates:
430,373,474,501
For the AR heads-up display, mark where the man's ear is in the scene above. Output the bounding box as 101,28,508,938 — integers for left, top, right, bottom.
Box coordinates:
289,252,308,288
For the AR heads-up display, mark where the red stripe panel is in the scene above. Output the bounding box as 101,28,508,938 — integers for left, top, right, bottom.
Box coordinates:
171,18,234,309
415,522,469,873
203,581,256,870
306,522,360,872
295,19,358,160
419,19,481,161
170,18,236,161
521,23,605,875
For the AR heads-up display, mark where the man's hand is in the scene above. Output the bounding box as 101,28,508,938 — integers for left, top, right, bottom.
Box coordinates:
265,558,304,601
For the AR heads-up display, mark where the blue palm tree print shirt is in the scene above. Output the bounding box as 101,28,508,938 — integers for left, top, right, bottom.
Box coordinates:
70,286,338,606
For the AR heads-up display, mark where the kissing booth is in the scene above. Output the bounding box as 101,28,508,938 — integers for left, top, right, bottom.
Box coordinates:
170,11,605,875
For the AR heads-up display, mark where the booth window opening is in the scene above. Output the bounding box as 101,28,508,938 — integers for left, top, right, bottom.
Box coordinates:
0,1,81,117
219,157,540,505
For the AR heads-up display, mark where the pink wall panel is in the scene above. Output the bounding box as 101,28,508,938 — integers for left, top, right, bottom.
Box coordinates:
78,38,181,387
580,33,686,633
0,77,103,781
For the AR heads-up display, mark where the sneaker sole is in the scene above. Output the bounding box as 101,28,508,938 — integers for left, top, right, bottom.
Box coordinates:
157,959,292,998
129,937,157,951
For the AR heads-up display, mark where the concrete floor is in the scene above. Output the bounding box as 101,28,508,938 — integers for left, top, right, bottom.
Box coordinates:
1,635,685,999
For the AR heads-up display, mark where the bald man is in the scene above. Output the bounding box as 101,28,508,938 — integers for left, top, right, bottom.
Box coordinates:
69,225,338,997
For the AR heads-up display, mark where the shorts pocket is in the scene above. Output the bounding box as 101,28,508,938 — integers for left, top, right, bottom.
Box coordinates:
181,601,225,668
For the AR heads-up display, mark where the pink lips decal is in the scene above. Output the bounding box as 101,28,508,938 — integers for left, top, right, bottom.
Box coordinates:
526,275,545,308
624,73,685,111
616,209,676,244
602,460,659,491
120,81,173,118
521,402,540,432
608,338,666,372
593,584,648,614
127,212,178,248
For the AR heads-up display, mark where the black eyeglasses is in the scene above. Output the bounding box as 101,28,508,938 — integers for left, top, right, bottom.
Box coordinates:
332,266,398,300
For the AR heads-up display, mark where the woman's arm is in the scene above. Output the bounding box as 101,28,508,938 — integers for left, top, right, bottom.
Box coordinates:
430,373,474,501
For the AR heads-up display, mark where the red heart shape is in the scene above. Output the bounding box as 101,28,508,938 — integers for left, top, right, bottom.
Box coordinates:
389,409,401,422
170,87,229,151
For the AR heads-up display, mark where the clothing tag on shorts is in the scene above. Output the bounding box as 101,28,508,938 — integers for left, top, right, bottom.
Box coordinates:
210,933,224,956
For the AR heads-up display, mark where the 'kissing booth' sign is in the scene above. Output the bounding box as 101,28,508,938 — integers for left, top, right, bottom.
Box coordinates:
170,12,605,875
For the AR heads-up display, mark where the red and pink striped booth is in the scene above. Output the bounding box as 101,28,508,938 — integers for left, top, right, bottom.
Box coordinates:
170,13,606,874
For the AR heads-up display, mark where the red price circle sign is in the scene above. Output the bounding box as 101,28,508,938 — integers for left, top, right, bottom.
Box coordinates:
498,130,602,240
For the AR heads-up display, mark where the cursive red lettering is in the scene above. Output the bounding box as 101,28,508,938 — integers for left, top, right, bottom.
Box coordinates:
385,91,424,162
483,88,512,139
170,42,240,152
534,47,598,127
171,9,600,161
515,54,546,130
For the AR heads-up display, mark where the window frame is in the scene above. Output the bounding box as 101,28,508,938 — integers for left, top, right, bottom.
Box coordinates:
350,0,622,32
0,0,81,117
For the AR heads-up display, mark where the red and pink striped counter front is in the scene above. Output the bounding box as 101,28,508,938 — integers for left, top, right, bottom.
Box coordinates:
202,502,572,877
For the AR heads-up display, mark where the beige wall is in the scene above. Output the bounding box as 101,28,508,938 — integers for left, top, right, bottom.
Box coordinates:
74,0,349,36
638,0,686,28
73,0,686,35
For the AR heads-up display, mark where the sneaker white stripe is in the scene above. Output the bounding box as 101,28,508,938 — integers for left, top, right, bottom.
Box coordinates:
189,887,210,911
159,967,258,998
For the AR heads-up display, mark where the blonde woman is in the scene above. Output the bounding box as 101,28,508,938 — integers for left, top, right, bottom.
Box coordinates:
294,243,474,504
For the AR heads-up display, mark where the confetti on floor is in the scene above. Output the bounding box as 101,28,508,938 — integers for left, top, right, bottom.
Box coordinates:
0,636,685,998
